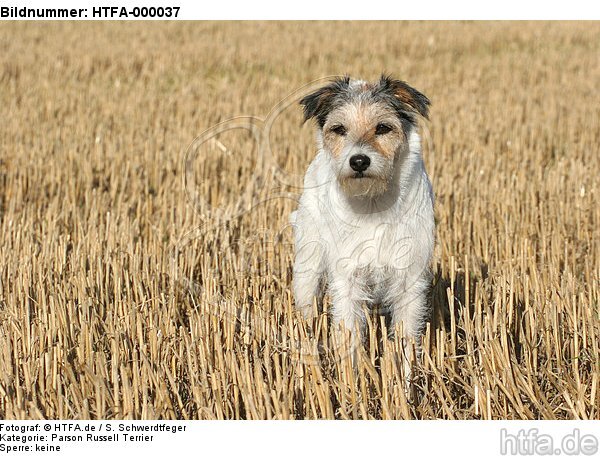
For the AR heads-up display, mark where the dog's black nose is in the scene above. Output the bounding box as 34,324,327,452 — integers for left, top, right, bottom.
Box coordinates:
349,154,371,172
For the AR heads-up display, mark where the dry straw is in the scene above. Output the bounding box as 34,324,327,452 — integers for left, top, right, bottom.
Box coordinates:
0,21,598,419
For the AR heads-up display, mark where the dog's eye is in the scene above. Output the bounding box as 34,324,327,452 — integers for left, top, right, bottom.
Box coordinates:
330,125,347,136
375,123,393,135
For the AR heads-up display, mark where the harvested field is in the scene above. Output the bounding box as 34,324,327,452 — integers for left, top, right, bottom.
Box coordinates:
0,21,598,419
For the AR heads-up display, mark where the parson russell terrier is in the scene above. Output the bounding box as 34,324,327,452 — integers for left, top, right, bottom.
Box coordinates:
290,75,435,372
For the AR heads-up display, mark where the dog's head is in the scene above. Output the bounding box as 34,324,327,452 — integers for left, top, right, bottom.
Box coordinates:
300,75,429,198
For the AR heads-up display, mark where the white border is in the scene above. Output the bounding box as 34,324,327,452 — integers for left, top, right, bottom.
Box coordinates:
0,420,599,455
3,0,600,19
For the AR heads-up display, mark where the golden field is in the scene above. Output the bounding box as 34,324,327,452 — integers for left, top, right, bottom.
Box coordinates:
0,21,598,419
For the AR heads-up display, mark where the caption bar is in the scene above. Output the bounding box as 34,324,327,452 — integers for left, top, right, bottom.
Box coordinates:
0,6,181,18
0,423,187,453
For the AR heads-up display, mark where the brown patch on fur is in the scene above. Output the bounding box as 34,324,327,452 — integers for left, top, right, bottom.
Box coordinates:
323,129,345,158
323,101,408,159
389,84,430,119
394,89,416,109
361,132,396,159
357,109,407,160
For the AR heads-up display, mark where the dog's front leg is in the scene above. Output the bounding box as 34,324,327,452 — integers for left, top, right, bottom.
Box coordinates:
328,271,368,366
388,281,429,382
292,223,325,319
292,260,324,320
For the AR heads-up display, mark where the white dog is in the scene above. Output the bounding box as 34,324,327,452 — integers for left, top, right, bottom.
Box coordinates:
291,75,435,371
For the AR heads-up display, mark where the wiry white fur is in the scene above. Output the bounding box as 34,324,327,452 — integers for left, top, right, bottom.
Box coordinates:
291,127,435,373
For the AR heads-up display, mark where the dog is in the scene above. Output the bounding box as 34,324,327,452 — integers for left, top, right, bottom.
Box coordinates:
290,75,435,373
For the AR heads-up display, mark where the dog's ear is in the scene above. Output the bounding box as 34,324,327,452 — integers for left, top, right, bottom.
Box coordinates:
299,77,350,127
377,74,430,120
